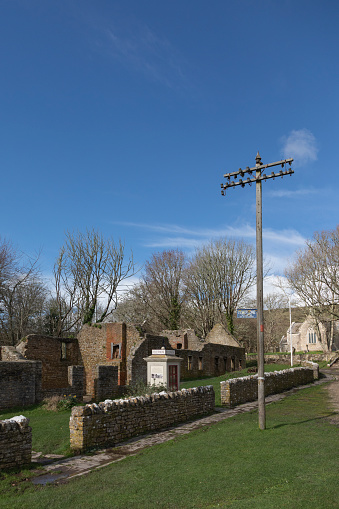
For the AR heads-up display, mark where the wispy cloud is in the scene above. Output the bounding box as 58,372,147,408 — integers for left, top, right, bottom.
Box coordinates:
268,188,317,198
145,237,202,249
104,23,187,88
281,129,318,167
116,221,306,248
113,221,307,277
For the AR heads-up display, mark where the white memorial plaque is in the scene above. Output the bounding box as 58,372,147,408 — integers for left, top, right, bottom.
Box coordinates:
151,365,164,382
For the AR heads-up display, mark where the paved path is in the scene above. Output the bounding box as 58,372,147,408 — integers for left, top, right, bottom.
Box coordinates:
30,369,338,486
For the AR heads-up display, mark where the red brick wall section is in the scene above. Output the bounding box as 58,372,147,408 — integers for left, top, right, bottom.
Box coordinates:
106,323,127,385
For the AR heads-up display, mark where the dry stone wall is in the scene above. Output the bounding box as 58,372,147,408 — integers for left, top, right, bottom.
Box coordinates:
94,365,119,401
70,386,215,452
220,367,316,407
0,416,32,470
247,353,334,363
300,360,319,379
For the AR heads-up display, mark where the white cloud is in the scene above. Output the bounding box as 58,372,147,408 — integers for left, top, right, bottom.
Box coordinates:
281,129,318,167
262,228,305,246
115,221,306,277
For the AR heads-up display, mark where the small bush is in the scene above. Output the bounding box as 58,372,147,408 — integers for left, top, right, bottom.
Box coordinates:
124,381,169,398
57,394,78,411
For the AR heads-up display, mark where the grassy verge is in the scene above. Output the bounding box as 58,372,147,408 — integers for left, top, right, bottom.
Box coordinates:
180,364,296,406
0,382,337,508
0,404,72,456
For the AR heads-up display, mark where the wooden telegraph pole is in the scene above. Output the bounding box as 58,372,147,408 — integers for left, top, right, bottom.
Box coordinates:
221,152,294,430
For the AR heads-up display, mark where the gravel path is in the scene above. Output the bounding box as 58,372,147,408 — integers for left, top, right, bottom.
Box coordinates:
322,363,339,425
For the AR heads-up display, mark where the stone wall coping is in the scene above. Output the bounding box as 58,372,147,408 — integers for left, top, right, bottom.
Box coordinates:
72,386,214,417
220,367,312,386
0,415,30,431
301,360,319,367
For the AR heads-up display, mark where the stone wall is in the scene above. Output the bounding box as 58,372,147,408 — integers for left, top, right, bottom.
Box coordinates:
0,361,83,410
16,335,81,390
247,353,334,363
300,360,319,380
127,334,172,385
68,365,84,399
220,367,316,407
0,416,32,470
94,365,119,401
77,323,130,397
41,365,85,399
70,386,215,452
0,361,42,410
205,324,241,347
161,329,202,350
179,344,246,380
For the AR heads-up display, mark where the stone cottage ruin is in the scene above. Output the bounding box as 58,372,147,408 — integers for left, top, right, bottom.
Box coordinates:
0,322,245,410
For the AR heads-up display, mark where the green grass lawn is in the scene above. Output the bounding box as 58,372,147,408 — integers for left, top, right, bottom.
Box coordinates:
180,364,296,406
0,404,72,456
0,382,337,509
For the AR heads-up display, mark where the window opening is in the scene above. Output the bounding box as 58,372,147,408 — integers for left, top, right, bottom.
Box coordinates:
111,343,122,359
308,331,317,344
188,356,192,370
61,342,67,360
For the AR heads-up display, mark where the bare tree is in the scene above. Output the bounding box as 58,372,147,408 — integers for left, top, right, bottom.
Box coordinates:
184,238,256,336
285,226,339,350
183,249,219,338
138,250,187,331
114,284,152,327
262,293,290,352
53,229,135,335
0,238,47,345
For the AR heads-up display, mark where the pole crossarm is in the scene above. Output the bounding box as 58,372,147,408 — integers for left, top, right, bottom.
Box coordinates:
221,167,294,194
223,158,293,179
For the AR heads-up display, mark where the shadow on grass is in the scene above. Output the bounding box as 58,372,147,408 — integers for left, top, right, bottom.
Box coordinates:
270,412,337,429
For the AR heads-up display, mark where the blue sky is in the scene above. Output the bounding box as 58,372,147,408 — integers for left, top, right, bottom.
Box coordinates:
1,0,338,294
